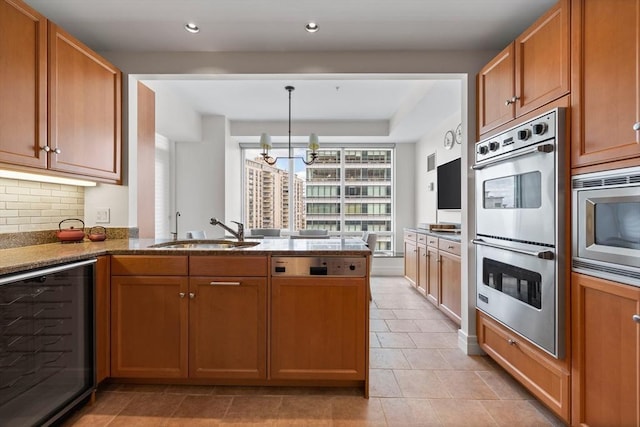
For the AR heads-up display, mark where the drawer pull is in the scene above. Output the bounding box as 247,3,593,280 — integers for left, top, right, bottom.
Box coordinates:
633,314,640,324
209,281,241,286
448,245,454,250
179,292,186,298
633,122,640,131
507,339,517,346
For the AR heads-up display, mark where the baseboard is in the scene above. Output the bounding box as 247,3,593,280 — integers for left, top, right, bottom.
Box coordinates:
458,329,484,355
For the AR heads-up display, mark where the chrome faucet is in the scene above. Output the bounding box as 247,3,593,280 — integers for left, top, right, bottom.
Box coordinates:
210,218,244,241
171,211,181,240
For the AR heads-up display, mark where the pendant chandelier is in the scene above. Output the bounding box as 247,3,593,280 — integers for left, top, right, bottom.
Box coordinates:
260,86,319,165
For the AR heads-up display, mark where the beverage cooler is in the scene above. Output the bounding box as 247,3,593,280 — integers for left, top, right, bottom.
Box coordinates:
0,259,96,426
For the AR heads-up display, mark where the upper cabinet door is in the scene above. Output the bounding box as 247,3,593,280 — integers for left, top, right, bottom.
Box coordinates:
48,23,122,182
0,0,47,168
478,0,570,139
515,0,570,117
571,0,640,169
478,43,516,136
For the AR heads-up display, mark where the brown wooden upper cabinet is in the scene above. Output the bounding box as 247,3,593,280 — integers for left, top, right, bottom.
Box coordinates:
571,0,640,170
0,0,122,183
478,0,570,137
0,0,47,169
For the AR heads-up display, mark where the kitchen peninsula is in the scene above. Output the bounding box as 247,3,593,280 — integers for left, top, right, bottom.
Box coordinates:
0,238,372,401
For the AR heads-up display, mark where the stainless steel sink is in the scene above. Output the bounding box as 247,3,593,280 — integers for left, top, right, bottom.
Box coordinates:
147,239,260,250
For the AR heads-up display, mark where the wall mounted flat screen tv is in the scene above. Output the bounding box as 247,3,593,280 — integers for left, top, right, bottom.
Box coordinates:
437,158,461,210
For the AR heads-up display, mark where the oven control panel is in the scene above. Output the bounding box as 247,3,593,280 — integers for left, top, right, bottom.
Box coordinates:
475,110,557,163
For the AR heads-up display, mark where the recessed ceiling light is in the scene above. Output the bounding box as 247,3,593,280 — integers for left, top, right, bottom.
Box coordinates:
305,22,319,33
185,23,200,34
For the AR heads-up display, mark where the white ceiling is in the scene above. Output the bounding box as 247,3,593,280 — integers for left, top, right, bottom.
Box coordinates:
24,0,557,144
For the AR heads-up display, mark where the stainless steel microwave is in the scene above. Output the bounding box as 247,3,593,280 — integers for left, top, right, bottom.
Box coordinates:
572,166,640,287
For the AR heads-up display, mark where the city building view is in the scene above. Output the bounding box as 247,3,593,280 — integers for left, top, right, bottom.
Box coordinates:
243,148,393,252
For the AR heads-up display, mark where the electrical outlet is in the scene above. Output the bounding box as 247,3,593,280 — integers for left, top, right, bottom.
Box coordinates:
96,208,110,224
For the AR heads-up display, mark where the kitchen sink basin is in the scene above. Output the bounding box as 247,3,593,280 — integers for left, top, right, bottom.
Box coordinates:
148,239,260,250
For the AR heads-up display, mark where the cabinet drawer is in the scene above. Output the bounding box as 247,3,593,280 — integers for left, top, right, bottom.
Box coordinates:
477,311,569,422
438,239,461,256
426,236,438,247
404,231,416,241
190,256,268,277
417,234,427,245
111,255,188,276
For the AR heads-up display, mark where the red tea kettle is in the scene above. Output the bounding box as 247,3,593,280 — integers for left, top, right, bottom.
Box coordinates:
87,226,107,242
56,218,86,243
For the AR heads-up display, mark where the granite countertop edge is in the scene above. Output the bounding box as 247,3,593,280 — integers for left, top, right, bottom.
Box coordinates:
0,238,371,276
403,227,463,242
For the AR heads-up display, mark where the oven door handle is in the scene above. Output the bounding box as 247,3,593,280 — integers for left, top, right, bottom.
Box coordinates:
472,238,555,260
471,143,554,170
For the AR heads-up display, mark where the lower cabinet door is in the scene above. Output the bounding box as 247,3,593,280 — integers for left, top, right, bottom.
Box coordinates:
111,276,189,378
426,246,439,306
188,277,267,379
271,277,367,380
571,273,640,427
439,251,461,325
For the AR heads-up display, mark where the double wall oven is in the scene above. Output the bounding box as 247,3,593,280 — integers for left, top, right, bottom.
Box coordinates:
473,108,566,358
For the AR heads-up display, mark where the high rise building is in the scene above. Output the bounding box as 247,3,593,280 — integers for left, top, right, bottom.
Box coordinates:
244,158,305,230
305,149,393,252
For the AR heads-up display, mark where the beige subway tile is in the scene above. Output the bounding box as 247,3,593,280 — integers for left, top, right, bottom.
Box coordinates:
40,183,62,190
40,210,62,217
60,197,80,204
60,209,83,217
0,224,20,233
41,196,61,203
30,203,54,210
0,193,19,202
7,217,31,225
18,194,45,203
18,210,41,217
17,180,41,188
0,218,6,225
0,178,17,185
60,184,81,193
0,185,5,193
51,203,70,210
0,210,18,218
30,188,52,196
6,186,30,195
6,202,31,209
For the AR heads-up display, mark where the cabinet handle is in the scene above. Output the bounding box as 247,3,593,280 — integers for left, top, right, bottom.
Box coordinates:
505,96,520,106
189,292,195,299
209,281,241,286
633,122,640,131
41,145,51,152
53,147,61,154
507,339,517,346
447,245,454,250
633,314,640,324
179,292,186,298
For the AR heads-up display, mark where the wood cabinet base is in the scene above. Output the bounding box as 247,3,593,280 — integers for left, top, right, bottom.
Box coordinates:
477,311,570,423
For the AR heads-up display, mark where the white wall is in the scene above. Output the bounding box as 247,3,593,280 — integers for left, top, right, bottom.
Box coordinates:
415,110,462,225
142,81,202,143
174,115,228,239
394,143,416,251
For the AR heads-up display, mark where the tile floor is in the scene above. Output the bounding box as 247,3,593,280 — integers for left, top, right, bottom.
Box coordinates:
64,276,566,426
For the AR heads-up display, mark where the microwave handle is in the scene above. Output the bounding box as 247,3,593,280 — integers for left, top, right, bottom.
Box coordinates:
472,143,554,170
472,238,555,260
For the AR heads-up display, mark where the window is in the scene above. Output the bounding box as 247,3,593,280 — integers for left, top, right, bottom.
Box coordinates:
242,147,394,253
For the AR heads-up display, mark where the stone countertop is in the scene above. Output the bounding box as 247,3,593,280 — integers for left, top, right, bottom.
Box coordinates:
404,227,462,242
0,238,371,276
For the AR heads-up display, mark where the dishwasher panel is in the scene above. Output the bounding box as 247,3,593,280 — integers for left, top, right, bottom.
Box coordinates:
271,256,367,277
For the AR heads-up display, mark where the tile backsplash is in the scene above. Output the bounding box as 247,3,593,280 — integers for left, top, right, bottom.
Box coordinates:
0,178,85,234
